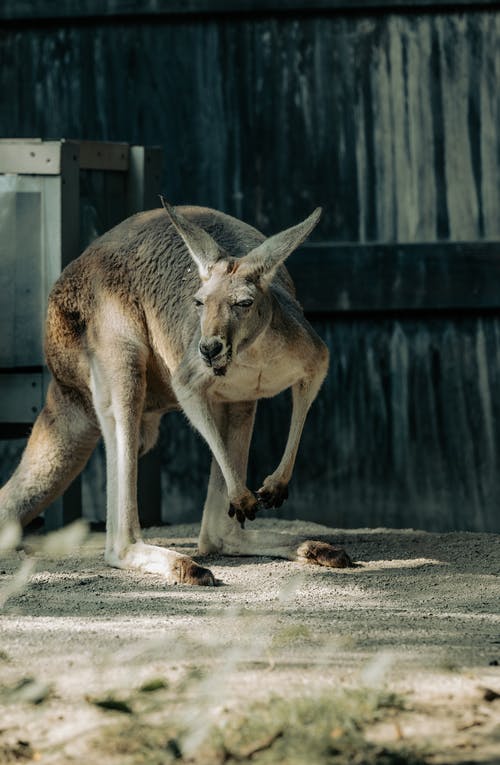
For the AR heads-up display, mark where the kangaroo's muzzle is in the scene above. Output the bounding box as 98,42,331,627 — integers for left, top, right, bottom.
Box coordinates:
199,338,223,362
199,337,231,375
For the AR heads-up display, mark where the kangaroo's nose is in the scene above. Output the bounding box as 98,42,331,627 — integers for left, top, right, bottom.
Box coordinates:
199,338,224,362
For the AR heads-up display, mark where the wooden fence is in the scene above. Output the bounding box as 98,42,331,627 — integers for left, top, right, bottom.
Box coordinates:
0,0,499,531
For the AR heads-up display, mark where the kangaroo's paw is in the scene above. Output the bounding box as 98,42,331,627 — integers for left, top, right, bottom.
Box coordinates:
105,543,216,585
297,540,354,569
256,477,289,508
228,488,260,528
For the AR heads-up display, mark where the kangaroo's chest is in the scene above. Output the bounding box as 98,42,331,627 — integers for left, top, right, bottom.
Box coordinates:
208,348,303,403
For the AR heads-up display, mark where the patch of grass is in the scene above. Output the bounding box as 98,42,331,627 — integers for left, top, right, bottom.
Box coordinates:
90,695,133,714
92,689,428,765
0,740,36,763
139,678,169,693
1,677,51,705
206,693,421,765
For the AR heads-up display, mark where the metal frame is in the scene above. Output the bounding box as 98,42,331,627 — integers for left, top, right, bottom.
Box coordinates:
0,139,163,529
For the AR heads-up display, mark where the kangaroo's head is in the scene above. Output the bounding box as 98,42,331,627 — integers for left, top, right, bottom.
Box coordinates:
161,198,321,376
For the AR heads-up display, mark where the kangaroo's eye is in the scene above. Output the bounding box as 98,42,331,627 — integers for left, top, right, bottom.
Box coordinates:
234,299,254,308
193,298,204,308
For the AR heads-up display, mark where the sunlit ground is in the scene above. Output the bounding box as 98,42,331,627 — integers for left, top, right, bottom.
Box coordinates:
0,520,499,763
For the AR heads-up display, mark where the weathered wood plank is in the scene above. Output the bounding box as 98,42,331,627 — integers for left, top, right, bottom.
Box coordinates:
78,141,129,171
0,140,129,174
0,13,497,243
1,0,499,21
0,140,62,175
289,241,500,313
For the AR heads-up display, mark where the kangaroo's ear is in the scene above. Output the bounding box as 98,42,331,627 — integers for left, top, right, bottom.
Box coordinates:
160,196,221,279
240,207,322,285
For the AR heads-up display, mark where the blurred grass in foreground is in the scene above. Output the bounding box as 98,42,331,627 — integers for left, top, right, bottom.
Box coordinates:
91,686,428,765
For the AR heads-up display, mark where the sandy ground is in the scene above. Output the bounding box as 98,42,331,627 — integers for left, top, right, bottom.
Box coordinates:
0,519,499,764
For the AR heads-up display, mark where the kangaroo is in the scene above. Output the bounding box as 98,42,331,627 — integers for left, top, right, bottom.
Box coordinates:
0,199,352,584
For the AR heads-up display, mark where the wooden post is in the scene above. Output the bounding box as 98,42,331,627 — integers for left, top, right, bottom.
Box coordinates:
127,145,164,527
44,141,82,531
127,145,163,214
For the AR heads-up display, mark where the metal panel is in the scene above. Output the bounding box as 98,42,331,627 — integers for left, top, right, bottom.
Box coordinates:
0,373,44,422
0,178,45,367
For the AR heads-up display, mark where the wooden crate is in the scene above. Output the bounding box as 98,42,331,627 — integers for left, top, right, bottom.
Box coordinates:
0,139,163,529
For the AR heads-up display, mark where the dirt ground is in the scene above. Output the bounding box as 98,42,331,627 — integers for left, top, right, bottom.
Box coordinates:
0,519,499,764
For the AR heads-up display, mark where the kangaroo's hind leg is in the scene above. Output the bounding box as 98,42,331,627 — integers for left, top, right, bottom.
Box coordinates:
89,335,214,586
0,381,100,527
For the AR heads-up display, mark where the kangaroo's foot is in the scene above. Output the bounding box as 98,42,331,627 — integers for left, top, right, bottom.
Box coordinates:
296,540,354,569
199,525,353,569
105,542,216,585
